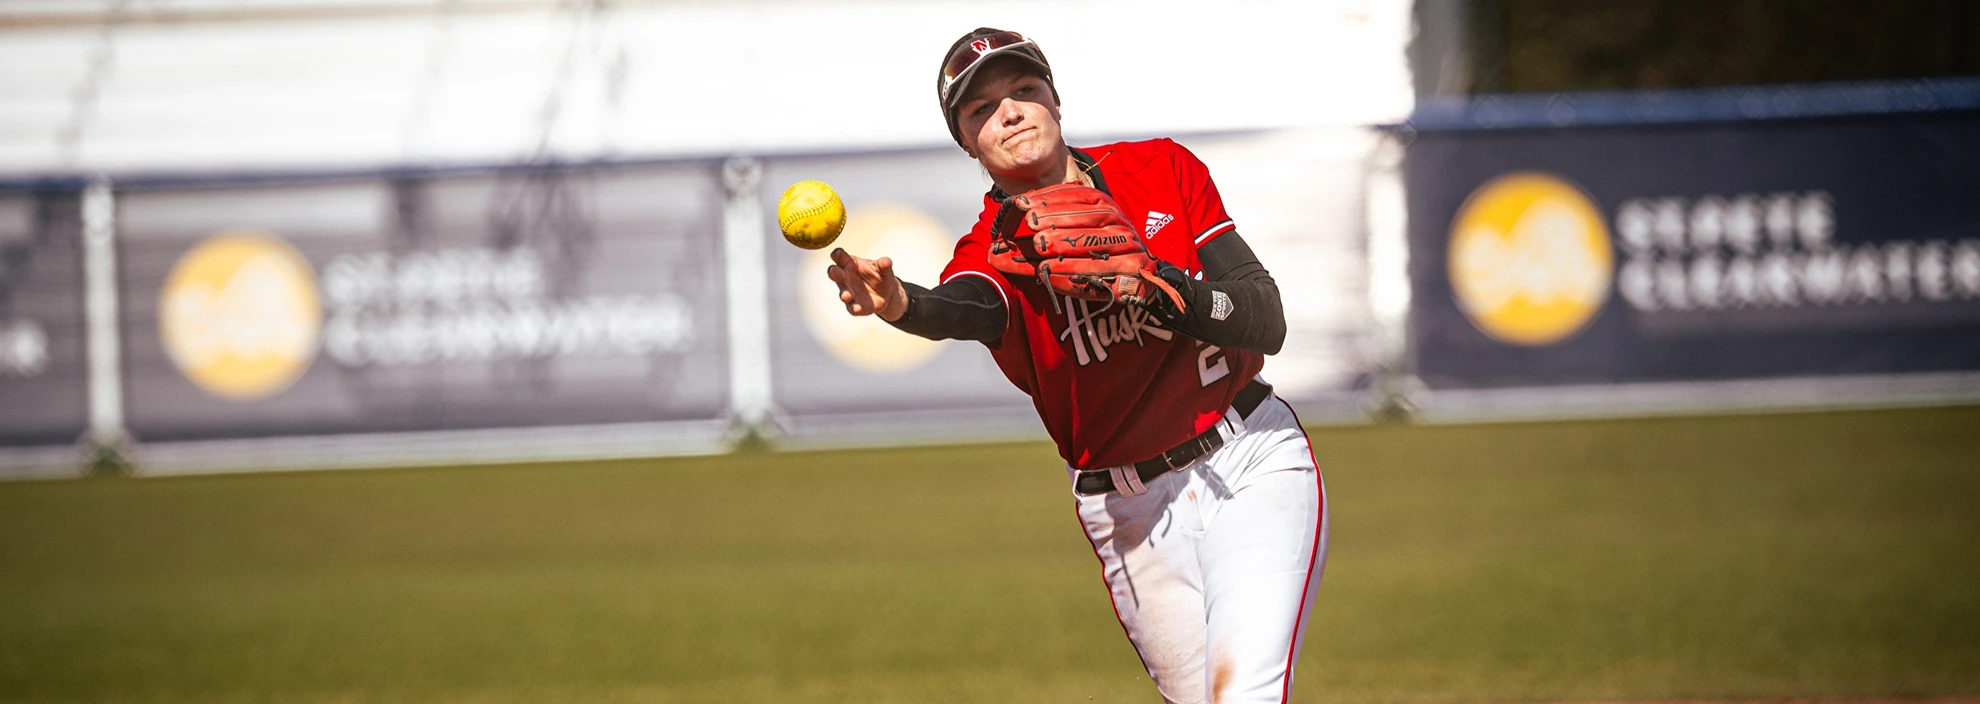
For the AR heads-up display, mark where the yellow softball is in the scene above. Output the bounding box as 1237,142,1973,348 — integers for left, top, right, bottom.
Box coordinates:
777,180,847,250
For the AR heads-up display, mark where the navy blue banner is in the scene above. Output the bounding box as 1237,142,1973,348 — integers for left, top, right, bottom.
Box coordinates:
1405,110,1980,389
116,166,731,442
0,192,88,446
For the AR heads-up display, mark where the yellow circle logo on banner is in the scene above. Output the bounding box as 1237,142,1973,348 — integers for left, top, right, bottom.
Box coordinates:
1448,173,1613,346
159,232,322,400
799,204,946,373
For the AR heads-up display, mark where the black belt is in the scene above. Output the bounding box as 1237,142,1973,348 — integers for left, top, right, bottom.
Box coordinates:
1074,379,1274,496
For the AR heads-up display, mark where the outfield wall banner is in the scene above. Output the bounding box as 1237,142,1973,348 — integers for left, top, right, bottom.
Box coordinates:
759,151,1040,441
0,192,89,447
116,166,730,442
1405,112,1980,390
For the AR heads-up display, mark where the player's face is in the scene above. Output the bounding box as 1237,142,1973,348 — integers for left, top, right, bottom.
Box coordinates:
954,62,1063,182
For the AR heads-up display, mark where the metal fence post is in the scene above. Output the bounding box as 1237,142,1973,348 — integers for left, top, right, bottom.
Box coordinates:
721,157,775,441
80,178,129,471
1362,131,1418,420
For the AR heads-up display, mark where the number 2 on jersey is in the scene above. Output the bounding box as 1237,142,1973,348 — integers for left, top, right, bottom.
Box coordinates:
1197,343,1229,387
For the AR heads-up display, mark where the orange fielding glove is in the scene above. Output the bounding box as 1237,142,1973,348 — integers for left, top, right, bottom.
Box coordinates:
986,183,1187,314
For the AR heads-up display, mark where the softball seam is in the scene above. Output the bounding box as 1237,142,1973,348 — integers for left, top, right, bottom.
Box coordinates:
779,183,845,235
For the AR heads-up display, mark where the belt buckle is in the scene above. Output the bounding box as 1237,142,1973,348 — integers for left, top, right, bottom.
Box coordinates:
1162,432,1210,470
1162,445,1188,470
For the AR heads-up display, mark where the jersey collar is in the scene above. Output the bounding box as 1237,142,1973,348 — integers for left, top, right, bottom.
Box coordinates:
1071,147,1112,196
987,147,1111,203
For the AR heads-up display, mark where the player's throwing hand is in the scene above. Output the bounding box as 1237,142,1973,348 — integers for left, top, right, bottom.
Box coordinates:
826,247,908,321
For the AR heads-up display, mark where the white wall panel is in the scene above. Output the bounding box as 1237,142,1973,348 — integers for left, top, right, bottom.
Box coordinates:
0,0,1412,175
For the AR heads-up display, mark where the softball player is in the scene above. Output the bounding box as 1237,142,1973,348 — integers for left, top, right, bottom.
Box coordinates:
826,28,1329,704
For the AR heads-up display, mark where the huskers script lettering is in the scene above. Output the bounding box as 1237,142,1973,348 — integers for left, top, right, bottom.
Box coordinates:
1058,297,1174,366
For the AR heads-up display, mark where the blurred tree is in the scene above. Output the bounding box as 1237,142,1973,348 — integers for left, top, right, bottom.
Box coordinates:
1422,0,1980,94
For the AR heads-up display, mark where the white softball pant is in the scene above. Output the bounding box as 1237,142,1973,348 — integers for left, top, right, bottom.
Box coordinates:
1070,389,1329,704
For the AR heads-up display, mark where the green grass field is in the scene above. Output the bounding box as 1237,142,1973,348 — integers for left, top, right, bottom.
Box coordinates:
2,405,1978,703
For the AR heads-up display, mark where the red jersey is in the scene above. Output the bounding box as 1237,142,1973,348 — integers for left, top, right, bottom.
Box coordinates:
940,139,1266,469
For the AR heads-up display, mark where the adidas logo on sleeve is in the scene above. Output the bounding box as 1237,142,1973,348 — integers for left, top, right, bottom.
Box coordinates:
1144,211,1174,239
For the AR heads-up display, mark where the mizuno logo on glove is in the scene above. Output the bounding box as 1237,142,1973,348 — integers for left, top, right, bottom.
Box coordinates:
987,183,1188,316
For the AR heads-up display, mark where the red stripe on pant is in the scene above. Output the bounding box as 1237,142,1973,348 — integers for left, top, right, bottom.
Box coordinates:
1275,396,1326,704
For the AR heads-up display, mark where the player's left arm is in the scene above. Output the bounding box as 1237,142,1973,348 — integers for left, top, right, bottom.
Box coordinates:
1150,233,1286,355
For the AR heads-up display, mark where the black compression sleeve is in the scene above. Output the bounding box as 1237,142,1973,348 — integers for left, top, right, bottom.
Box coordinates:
1160,232,1288,354
885,276,1006,342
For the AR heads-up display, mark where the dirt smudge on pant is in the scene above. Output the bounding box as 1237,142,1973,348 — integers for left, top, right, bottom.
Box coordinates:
1210,656,1234,704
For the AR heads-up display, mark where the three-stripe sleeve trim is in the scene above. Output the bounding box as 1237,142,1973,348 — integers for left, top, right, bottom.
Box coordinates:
1194,220,1236,245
